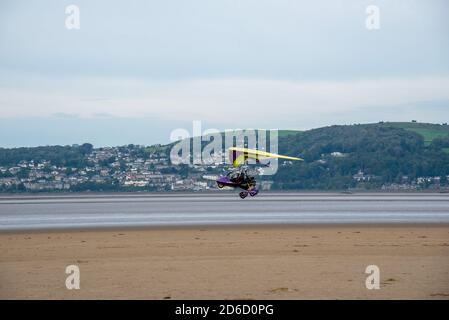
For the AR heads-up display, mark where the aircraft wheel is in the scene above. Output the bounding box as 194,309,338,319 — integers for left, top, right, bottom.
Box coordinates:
239,191,248,199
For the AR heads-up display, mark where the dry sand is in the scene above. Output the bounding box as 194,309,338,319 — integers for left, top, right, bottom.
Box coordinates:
1,225,449,299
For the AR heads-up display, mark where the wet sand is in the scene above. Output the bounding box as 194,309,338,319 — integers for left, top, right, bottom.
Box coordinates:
1,225,449,299
2,193,449,230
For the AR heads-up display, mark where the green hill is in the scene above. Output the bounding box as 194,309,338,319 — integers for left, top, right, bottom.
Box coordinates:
380,122,449,146
273,122,449,189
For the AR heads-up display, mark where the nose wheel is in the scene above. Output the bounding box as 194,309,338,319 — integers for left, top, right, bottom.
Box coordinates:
239,191,248,199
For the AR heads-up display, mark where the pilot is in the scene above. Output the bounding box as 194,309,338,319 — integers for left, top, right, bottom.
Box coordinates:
229,171,240,183
239,170,248,184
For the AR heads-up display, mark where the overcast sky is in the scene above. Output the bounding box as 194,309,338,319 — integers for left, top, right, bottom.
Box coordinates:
1,0,448,147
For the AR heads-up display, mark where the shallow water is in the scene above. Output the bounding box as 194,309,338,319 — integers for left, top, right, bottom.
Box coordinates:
0,193,448,230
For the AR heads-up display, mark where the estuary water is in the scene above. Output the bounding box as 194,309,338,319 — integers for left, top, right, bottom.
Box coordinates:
0,193,448,230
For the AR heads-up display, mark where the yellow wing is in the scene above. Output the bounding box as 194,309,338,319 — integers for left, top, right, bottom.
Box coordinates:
229,147,303,167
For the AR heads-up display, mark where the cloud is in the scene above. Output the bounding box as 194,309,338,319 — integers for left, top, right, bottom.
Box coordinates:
52,112,81,119
1,75,449,128
1,1,448,80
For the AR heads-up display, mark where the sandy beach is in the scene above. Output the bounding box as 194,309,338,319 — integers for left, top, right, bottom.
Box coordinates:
1,225,449,299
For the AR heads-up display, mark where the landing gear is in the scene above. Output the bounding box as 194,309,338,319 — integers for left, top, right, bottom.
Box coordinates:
239,189,258,199
249,189,259,197
239,191,248,199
